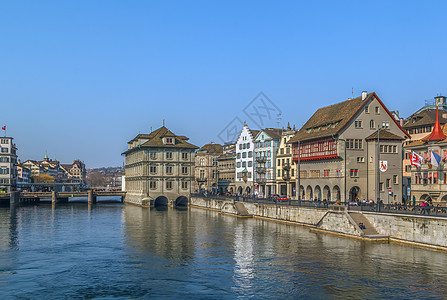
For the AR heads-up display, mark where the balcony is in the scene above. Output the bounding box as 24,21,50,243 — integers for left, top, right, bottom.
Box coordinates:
255,156,267,163
256,178,267,184
255,167,266,173
196,177,207,182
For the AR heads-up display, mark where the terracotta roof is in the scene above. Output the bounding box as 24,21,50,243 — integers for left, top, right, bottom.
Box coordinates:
403,109,447,129
199,143,223,154
289,94,373,143
123,126,198,154
405,123,447,148
365,129,405,141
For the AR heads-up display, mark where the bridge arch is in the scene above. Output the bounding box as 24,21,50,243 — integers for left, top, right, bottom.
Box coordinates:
175,196,188,207
154,196,168,207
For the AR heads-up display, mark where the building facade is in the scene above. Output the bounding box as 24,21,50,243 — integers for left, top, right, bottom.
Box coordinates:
276,124,298,198
0,137,18,193
194,142,223,193
253,128,282,197
405,107,447,205
122,126,198,206
289,92,409,203
235,124,259,195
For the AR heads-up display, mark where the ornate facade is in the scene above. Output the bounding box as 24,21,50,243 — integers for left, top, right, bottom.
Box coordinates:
123,126,198,206
276,124,298,198
194,142,223,193
290,92,409,203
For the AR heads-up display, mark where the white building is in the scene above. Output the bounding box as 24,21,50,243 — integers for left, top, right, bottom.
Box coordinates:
235,123,259,195
0,137,18,193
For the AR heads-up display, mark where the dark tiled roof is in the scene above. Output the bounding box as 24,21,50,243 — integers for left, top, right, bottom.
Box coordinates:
365,129,405,141
199,143,223,154
261,128,283,139
125,126,198,153
289,94,373,143
403,109,447,129
249,129,260,138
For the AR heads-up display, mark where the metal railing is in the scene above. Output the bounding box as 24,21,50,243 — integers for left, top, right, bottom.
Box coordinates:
190,193,447,218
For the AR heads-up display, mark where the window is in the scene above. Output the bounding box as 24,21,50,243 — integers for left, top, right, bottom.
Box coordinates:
182,166,188,174
357,157,365,163
278,170,281,177
0,139,9,144
182,153,188,160
150,181,157,189
239,144,242,150
0,168,9,174
370,120,375,129
324,170,330,177
242,161,246,167
166,181,173,189
386,179,391,188
291,169,294,176
355,120,363,128
393,175,398,184
166,152,172,159
379,182,384,191
237,153,241,159
382,121,389,129
150,166,157,174
242,152,246,158
346,139,363,149
278,159,281,166
1,148,8,153
248,151,252,158
150,152,157,159
237,162,241,168
365,105,369,113
280,148,284,154
350,169,358,177
375,106,380,114
248,161,252,167
166,166,173,174
182,181,188,189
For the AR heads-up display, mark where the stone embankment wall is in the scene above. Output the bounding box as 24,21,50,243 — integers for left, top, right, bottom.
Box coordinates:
363,212,447,248
190,196,447,250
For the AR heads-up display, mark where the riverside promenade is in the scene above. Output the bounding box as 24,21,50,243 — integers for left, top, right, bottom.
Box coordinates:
190,194,447,251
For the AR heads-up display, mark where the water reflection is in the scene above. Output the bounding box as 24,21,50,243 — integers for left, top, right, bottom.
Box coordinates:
0,204,447,298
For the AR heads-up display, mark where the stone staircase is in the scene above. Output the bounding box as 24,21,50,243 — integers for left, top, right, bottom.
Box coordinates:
234,202,252,217
348,212,387,239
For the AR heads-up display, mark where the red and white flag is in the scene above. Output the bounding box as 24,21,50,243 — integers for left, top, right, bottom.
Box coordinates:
1,126,5,130
410,152,423,167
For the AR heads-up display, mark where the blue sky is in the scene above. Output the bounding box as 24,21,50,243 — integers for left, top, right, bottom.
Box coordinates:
1,1,446,168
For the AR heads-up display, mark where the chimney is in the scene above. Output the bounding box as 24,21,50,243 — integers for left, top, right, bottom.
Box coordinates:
362,91,367,100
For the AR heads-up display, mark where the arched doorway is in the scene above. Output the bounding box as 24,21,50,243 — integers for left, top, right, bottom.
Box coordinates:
245,187,251,194
237,186,243,194
175,196,188,207
230,187,234,194
306,186,313,200
315,185,321,200
299,185,305,199
154,196,168,207
323,185,331,201
349,186,360,201
420,194,430,203
333,186,341,202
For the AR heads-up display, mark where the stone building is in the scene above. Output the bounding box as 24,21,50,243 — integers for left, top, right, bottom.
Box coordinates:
289,92,409,203
0,137,18,193
402,95,447,202
217,143,236,194
235,123,259,195
405,106,447,204
276,124,298,198
253,128,282,197
194,142,223,193
122,126,198,207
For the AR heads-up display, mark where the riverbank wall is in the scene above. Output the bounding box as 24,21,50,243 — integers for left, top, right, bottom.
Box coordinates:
190,196,447,251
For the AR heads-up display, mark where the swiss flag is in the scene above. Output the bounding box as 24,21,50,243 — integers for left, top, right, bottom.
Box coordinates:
1,126,5,130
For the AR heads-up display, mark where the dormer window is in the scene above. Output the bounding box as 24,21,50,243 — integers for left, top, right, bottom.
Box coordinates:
164,137,174,145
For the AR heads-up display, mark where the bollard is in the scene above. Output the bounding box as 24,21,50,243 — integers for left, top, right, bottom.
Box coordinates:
51,191,57,205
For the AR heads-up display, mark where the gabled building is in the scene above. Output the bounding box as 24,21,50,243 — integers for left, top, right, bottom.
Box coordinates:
289,91,409,203
276,124,298,198
122,126,198,207
217,143,236,194
235,123,259,195
194,142,223,193
253,128,282,197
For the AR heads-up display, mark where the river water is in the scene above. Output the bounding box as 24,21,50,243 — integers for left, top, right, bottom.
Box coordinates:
0,203,446,299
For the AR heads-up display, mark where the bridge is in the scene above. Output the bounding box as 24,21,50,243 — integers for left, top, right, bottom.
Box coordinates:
0,190,126,207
